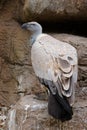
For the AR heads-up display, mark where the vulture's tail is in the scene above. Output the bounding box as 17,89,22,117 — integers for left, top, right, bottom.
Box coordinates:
48,92,73,121
38,77,73,121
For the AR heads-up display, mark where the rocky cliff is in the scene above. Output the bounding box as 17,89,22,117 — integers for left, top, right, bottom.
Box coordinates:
0,0,87,130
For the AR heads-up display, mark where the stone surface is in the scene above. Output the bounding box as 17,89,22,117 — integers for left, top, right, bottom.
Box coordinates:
6,95,48,130
0,21,46,107
0,0,47,108
0,0,6,9
0,0,87,129
5,91,87,130
23,0,87,22
0,0,87,104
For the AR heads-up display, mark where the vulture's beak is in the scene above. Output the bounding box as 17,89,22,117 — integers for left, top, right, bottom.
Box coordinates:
22,23,28,29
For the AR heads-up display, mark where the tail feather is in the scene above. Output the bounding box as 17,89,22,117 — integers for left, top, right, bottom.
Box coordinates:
48,93,73,121
54,90,73,115
38,77,73,121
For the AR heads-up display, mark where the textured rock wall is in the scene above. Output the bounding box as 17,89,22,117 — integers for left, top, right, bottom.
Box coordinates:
22,0,87,22
0,20,43,107
5,94,87,130
0,0,87,129
0,0,41,107
0,0,87,111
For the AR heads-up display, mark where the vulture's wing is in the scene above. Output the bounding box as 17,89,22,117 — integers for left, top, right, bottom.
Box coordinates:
31,34,78,121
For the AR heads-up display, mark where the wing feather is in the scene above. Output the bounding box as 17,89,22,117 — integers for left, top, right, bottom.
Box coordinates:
31,34,78,105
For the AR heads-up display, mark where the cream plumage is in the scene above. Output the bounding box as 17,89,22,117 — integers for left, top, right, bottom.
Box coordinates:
22,22,78,121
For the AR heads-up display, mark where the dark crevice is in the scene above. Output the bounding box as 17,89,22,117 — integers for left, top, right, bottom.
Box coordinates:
39,21,87,37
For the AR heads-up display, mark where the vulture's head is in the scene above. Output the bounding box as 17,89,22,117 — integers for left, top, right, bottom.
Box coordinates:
22,22,42,33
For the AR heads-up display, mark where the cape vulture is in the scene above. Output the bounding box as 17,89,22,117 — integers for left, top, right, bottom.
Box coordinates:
22,22,78,121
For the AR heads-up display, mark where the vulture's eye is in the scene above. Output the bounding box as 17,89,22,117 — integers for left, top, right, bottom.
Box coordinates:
32,24,35,26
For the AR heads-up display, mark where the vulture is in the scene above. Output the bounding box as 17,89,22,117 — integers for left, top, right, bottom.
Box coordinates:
22,22,78,121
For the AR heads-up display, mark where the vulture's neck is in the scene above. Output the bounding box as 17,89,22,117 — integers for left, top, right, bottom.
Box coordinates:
30,29,42,45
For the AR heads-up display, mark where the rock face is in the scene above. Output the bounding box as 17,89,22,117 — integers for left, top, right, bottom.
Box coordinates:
5,91,87,130
7,95,48,130
0,0,87,129
23,0,87,22
0,20,46,108
0,20,30,106
0,0,86,108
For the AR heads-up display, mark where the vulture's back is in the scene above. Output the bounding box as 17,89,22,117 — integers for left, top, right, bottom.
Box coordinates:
31,34,77,81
